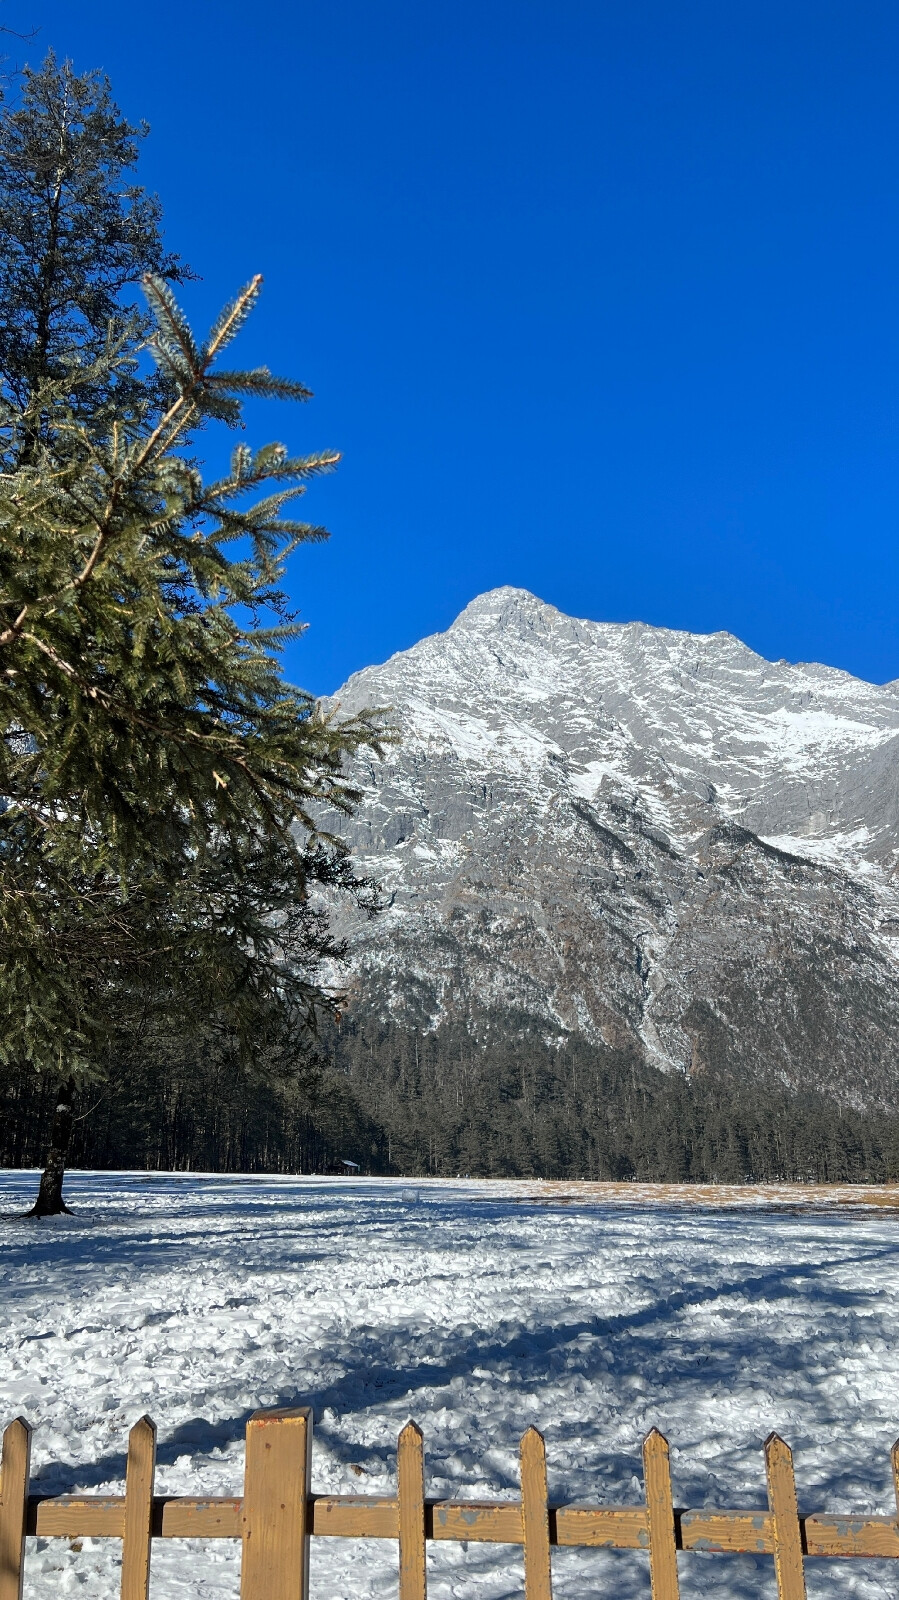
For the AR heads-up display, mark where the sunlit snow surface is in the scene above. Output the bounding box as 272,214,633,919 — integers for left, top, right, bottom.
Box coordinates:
3,1172,899,1600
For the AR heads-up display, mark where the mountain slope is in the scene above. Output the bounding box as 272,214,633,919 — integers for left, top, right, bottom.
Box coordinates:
326,588,899,1105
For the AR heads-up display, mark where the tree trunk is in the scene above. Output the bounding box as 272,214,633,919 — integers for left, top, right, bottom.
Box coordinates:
28,1079,77,1216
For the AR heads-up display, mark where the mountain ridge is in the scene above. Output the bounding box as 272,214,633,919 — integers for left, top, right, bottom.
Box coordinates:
324,588,899,1106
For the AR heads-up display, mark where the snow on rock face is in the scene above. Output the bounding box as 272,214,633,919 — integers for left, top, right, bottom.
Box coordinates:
327,589,899,1101
4,1172,899,1600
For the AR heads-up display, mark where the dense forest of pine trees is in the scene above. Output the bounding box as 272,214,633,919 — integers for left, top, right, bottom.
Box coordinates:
4,1010,899,1184
334,1013,899,1183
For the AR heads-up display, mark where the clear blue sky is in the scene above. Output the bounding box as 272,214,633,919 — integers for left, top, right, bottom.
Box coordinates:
8,0,899,691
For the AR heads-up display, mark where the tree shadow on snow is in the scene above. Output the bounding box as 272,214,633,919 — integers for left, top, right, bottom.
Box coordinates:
21,1233,899,1533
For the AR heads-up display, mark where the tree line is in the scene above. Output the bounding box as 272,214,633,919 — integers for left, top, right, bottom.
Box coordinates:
332,1013,899,1182
4,1010,899,1183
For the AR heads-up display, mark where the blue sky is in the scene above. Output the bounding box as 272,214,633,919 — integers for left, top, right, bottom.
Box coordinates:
8,0,899,691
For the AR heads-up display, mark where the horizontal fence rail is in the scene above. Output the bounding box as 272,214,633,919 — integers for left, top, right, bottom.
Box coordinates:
3,1407,899,1600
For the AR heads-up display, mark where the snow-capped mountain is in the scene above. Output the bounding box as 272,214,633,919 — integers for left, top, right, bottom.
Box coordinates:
326,587,899,1104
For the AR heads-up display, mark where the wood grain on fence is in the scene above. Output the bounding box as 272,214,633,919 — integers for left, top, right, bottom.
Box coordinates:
643,1428,679,1600
240,1406,312,1600
520,1427,552,1600
0,1417,31,1600
8,1405,899,1597
398,1421,426,1600
121,1416,156,1600
765,1434,806,1600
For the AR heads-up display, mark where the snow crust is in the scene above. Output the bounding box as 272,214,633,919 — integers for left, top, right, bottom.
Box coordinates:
4,1171,899,1600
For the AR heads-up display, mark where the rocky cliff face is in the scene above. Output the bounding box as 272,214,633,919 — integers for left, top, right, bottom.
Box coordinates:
325,588,899,1105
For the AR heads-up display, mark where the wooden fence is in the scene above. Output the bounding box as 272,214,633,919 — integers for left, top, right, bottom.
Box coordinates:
3,1406,899,1600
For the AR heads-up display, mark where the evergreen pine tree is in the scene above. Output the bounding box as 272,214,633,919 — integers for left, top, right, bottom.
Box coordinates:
0,51,185,463
0,55,384,1214
0,270,382,1213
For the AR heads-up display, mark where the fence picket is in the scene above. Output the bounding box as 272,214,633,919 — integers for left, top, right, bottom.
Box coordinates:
520,1427,552,1600
240,1406,312,1600
398,1423,426,1600
765,1435,806,1600
7,1403,899,1594
643,1429,679,1600
121,1416,156,1600
0,1418,32,1600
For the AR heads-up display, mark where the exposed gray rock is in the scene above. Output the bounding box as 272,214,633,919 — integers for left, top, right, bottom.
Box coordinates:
325,588,899,1105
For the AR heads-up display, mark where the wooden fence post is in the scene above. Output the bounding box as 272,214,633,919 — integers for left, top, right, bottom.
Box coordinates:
765,1434,806,1600
121,1416,156,1600
240,1406,312,1600
398,1422,426,1600
0,1418,32,1600
520,1427,552,1600
643,1429,679,1600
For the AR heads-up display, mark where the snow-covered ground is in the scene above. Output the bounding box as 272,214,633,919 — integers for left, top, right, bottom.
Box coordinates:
2,1172,899,1600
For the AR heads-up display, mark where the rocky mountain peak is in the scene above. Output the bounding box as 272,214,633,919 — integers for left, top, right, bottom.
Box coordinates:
327,592,899,1106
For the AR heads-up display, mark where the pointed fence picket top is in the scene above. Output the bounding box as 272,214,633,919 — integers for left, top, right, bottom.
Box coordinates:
520,1427,552,1600
121,1416,156,1600
765,1434,806,1600
6,1403,899,1596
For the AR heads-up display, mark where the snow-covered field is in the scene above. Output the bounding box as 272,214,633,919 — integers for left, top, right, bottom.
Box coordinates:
2,1172,899,1600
